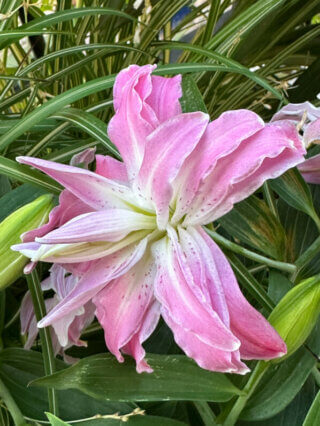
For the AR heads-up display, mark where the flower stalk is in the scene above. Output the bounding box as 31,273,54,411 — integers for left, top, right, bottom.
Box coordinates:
26,269,58,416
205,228,297,274
219,362,269,426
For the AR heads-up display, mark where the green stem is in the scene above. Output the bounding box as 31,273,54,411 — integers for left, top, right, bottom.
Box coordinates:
194,401,217,426
205,228,297,274
0,376,25,426
26,270,58,416
221,362,269,426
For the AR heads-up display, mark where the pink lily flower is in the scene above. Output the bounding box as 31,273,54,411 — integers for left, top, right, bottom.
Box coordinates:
272,102,320,183
13,65,306,374
21,264,95,360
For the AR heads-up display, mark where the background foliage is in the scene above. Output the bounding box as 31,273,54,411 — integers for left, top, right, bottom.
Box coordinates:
0,0,320,425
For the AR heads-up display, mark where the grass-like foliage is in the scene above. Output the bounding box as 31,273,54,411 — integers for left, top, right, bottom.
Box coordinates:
0,1,319,425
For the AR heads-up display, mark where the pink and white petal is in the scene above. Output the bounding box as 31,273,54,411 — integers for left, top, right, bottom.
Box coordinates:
172,110,264,223
298,153,320,184
11,241,52,261
23,315,39,350
22,190,93,243
196,228,287,360
67,301,96,347
61,260,96,277
23,261,37,274
35,231,150,264
20,292,34,335
272,101,320,124
152,235,240,351
51,305,85,347
108,65,157,179
122,300,161,373
37,237,149,328
304,118,320,146
70,147,96,168
146,75,182,123
177,227,230,327
162,307,249,374
95,155,128,183
93,253,156,363
36,210,156,244
137,112,209,229
16,156,135,211
185,121,305,225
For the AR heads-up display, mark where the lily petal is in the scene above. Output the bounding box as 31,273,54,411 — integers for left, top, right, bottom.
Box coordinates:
195,228,287,360
304,118,320,146
95,155,128,183
185,121,305,225
38,237,149,328
93,253,157,367
271,101,320,124
152,233,240,351
163,308,249,374
146,74,182,123
172,110,264,223
22,190,92,243
35,209,156,244
122,300,161,373
16,156,136,211
108,64,157,179
298,152,320,184
137,112,209,229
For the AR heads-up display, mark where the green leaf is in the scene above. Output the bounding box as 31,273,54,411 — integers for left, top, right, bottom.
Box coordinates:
52,108,119,158
0,63,282,151
0,76,115,150
180,75,208,113
239,376,317,426
277,186,320,279
31,354,242,402
268,274,320,359
270,169,319,226
0,349,133,422
156,41,284,101
303,390,320,426
0,184,47,222
46,413,69,426
0,30,71,43
0,8,135,49
0,156,62,194
268,271,292,304
0,175,10,196
240,348,317,421
219,196,287,260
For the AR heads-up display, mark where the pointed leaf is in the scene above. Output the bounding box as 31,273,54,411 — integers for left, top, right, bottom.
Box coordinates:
270,169,318,223
303,390,320,426
219,196,286,260
0,349,133,422
31,354,242,402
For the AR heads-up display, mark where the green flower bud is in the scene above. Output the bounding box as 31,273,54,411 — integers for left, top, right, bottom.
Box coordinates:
0,194,53,289
268,274,320,361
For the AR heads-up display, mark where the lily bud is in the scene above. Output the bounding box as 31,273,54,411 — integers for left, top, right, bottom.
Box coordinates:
268,275,320,361
0,194,53,289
